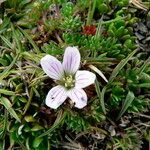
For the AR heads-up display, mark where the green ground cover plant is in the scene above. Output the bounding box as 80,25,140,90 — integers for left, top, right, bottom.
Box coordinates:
0,0,150,149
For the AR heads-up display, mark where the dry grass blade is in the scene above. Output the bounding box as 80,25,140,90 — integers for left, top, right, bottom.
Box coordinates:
89,65,108,82
130,0,148,11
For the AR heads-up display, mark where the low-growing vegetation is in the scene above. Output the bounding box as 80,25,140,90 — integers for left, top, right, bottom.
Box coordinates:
0,0,149,149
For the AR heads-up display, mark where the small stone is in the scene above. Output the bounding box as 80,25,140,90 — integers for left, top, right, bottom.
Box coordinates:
145,36,150,42
135,32,145,40
108,126,116,136
139,22,148,33
146,21,150,28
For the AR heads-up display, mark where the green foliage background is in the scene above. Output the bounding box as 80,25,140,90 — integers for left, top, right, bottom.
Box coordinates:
0,0,150,149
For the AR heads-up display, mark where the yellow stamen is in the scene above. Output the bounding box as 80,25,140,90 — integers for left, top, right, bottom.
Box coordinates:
63,75,75,89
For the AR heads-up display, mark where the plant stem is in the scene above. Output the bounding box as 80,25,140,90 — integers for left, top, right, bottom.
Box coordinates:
86,0,97,25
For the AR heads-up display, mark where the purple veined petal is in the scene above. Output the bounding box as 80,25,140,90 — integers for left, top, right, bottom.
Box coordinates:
67,88,87,109
75,70,96,88
45,85,67,109
63,46,81,74
40,55,64,80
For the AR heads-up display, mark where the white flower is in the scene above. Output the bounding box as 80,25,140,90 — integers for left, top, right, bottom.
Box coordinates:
40,47,96,109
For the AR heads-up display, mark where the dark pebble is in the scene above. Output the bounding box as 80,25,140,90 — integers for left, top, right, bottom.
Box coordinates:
138,22,148,33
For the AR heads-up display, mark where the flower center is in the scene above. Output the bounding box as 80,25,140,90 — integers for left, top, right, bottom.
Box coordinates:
63,75,75,89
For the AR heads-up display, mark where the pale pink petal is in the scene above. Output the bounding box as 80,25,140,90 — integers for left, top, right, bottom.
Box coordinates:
67,88,87,109
40,55,64,80
63,47,80,74
45,85,67,109
75,71,96,88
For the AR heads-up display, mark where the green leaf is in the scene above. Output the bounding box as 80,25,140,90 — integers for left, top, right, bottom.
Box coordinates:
0,54,19,82
24,115,36,122
95,79,106,114
138,57,150,75
0,97,21,122
0,17,10,34
117,91,135,120
86,0,97,25
124,39,133,49
0,35,13,49
33,137,43,148
100,86,107,114
98,3,108,13
139,72,150,82
116,26,125,37
19,27,40,54
12,26,23,53
136,83,150,88
0,58,8,66
0,110,8,139
109,49,137,83
31,124,43,131
0,141,3,150
23,88,34,115
25,138,31,150
0,89,15,96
